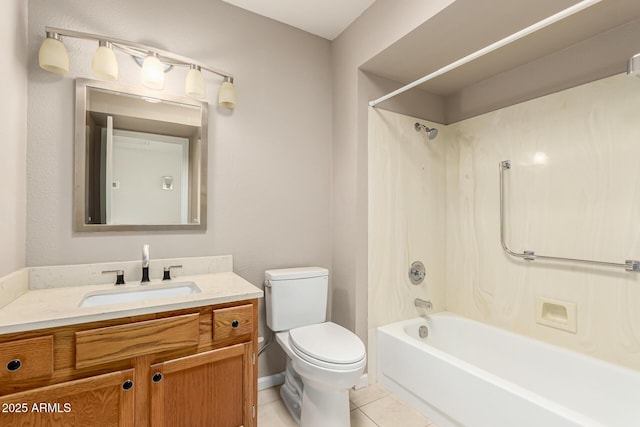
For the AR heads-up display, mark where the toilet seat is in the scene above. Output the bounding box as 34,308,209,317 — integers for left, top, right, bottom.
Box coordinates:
288,322,366,371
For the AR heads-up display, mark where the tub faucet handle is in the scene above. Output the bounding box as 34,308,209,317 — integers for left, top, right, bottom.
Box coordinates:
409,261,426,285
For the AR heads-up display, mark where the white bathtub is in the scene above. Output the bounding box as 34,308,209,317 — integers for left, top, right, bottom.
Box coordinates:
377,312,640,427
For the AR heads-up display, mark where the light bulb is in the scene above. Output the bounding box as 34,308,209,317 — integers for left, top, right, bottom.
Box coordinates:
38,33,69,74
141,53,164,90
185,65,205,99
92,41,118,81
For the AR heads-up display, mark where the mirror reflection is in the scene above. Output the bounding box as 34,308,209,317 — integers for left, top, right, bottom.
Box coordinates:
75,79,208,231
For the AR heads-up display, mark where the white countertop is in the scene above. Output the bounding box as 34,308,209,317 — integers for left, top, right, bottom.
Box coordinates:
0,272,263,335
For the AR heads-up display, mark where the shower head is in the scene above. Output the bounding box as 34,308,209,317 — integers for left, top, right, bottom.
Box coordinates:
414,122,438,140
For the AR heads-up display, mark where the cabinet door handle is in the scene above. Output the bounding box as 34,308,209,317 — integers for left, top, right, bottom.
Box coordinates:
231,320,240,329
6,359,22,372
152,372,164,383
122,379,134,391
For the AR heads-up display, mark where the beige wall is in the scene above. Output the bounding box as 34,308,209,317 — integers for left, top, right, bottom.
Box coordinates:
26,0,332,377
446,73,640,371
0,0,27,277
22,0,453,379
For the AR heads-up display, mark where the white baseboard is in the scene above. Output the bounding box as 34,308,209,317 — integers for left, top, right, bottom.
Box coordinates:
258,371,285,391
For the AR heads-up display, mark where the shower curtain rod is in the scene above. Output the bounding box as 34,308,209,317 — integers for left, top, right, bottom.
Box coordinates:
368,0,602,108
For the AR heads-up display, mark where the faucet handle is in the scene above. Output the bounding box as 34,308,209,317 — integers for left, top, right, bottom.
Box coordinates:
162,265,183,281
102,270,125,285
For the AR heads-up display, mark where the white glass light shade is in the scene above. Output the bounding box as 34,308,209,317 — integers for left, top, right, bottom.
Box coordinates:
185,66,206,99
218,79,237,109
38,36,69,74
141,54,164,89
92,43,118,81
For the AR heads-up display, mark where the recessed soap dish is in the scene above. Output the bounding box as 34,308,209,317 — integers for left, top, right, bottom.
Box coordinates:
536,297,577,333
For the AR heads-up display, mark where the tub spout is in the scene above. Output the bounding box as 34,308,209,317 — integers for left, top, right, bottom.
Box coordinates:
414,298,432,311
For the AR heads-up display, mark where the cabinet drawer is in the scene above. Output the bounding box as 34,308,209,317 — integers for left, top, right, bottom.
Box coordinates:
212,304,253,341
75,313,200,369
0,336,53,382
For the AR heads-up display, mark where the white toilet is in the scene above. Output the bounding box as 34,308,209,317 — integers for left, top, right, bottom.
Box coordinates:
265,267,366,427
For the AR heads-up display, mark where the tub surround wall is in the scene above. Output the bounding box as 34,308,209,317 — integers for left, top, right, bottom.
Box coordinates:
369,73,640,372
0,0,27,277
446,73,640,371
367,108,447,381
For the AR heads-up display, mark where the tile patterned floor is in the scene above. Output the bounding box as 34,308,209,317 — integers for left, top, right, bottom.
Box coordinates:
258,383,438,427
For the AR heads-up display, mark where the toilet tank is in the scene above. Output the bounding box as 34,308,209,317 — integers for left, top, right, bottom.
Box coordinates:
265,267,329,332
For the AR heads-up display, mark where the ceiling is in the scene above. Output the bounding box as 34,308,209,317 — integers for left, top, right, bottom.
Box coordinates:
220,0,376,40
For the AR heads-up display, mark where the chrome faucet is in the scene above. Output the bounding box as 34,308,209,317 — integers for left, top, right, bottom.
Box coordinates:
141,244,150,283
414,298,432,311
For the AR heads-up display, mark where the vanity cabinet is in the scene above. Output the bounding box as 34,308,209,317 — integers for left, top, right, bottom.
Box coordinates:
149,343,253,427
0,299,258,427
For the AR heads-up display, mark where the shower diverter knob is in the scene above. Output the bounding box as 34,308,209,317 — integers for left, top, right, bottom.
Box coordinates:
409,261,426,285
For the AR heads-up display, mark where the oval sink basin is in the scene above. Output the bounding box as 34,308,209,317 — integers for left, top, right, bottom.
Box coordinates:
79,281,201,308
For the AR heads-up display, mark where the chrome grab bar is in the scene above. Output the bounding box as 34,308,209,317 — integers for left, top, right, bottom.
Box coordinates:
499,160,640,272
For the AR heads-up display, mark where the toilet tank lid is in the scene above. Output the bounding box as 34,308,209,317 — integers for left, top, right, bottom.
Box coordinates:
265,267,328,281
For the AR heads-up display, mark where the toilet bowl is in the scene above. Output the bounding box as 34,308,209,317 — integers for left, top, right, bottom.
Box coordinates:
265,267,366,427
276,323,366,427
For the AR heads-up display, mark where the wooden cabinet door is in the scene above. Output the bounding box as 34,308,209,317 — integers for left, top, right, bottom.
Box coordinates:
149,343,254,427
0,368,135,427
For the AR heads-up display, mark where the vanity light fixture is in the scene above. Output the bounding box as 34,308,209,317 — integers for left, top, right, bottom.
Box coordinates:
185,65,206,99
218,76,237,109
141,52,165,89
37,26,237,108
91,41,118,81
38,32,69,74
628,53,640,77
